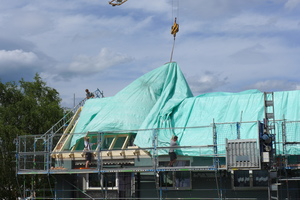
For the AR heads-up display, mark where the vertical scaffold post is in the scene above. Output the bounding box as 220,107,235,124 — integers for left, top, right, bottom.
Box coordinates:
212,119,218,168
237,122,241,139
33,137,37,170
23,136,27,171
238,111,243,140
152,129,158,171
282,117,287,167
152,129,162,200
97,132,103,195
212,119,222,199
97,132,103,172
46,135,52,173
15,136,19,173
282,117,290,199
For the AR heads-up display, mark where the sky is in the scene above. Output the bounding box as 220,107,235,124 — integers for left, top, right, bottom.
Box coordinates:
1,0,300,108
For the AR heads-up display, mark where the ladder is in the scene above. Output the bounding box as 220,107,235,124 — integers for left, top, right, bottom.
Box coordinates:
37,88,104,146
264,92,279,200
264,92,276,165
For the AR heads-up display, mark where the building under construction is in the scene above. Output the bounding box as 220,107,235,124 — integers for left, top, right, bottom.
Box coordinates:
16,62,300,199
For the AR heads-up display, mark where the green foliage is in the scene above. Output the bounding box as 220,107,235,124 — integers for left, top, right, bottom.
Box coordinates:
0,74,64,199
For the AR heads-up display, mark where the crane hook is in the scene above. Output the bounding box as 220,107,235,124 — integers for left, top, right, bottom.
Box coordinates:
171,17,179,38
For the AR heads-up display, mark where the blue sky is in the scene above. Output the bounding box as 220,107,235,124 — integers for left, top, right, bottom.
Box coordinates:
1,0,300,107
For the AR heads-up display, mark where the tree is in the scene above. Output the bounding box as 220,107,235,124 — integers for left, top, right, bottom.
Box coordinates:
0,74,64,199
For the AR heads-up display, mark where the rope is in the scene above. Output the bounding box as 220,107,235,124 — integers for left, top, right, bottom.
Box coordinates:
172,0,180,24
170,38,176,63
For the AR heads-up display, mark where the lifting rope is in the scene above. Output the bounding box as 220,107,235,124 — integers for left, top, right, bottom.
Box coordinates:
108,0,128,6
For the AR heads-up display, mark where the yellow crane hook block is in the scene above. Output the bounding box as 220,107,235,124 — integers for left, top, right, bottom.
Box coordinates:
171,18,179,37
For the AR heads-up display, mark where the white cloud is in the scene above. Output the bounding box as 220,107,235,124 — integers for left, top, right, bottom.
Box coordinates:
0,49,48,82
225,13,300,33
122,1,170,14
65,48,133,76
1,11,54,36
1,0,300,107
178,0,282,20
248,80,300,92
186,71,228,95
229,44,269,65
0,49,38,70
285,0,300,10
182,12,300,38
56,14,154,36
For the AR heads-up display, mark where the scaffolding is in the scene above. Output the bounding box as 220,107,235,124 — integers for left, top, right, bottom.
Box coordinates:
15,91,300,199
15,118,300,199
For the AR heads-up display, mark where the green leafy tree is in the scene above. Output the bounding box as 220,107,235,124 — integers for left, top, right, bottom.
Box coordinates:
0,74,64,199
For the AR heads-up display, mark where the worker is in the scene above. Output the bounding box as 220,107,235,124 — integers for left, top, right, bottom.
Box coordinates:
85,89,94,99
84,137,96,168
168,136,178,167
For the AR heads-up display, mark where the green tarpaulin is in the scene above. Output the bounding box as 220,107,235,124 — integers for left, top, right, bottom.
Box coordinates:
70,62,300,155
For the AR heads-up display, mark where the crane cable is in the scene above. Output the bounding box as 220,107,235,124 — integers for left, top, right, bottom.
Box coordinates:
170,0,179,62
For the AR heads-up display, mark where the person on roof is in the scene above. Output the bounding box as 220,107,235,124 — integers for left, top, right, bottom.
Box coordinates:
84,137,96,168
85,89,95,99
168,136,178,167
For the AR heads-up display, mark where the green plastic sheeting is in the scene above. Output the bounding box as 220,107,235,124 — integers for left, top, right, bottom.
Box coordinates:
70,62,193,148
70,62,300,155
134,89,265,156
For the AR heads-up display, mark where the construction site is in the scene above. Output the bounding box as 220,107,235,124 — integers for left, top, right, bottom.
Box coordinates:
15,62,300,199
